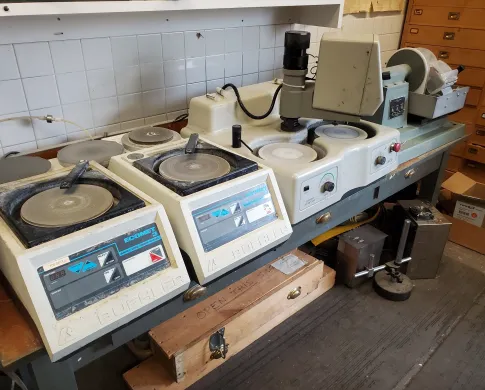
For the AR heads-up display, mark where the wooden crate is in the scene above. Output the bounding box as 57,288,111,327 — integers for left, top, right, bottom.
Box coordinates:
124,250,336,390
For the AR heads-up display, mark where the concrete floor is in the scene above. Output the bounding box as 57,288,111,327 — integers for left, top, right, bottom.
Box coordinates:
76,242,485,390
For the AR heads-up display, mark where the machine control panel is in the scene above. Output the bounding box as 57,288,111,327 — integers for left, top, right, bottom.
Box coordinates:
371,140,397,175
192,183,277,252
38,223,170,320
299,167,338,211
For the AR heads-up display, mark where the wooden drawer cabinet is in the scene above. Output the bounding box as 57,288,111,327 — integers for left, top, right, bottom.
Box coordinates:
469,127,485,146
451,65,485,88
403,25,485,51
465,88,482,106
449,106,477,125
464,142,485,164
405,44,485,69
409,6,485,30
414,0,485,7
476,107,485,127
450,141,467,157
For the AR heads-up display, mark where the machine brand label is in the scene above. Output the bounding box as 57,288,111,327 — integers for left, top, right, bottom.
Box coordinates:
38,223,170,320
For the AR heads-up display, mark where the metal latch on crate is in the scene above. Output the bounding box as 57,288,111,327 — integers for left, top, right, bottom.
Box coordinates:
209,328,229,360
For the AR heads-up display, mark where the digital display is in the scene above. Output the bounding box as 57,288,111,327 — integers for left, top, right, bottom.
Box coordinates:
49,269,66,282
198,214,211,223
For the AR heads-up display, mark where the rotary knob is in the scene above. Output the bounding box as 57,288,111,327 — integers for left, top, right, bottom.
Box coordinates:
322,181,335,193
375,156,387,166
390,143,401,153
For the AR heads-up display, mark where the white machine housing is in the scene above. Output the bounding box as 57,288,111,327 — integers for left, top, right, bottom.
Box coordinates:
313,33,383,116
109,138,292,284
0,162,190,361
182,82,400,224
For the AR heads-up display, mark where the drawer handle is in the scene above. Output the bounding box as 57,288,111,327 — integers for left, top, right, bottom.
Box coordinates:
287,286,302,300
468,148,478,155
439,51,449,59
448,12,460,20
410,28,419,34
477,130,485,137
443,32,455,40
414,9,423,15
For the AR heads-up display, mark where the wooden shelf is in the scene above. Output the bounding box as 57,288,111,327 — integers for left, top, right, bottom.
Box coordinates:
0,0,344,17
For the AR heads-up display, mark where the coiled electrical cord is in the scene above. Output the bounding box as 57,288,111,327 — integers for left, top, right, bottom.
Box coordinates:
221,83,282,120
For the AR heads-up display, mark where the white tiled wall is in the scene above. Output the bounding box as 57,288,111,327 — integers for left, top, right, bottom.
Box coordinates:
0,11,404,155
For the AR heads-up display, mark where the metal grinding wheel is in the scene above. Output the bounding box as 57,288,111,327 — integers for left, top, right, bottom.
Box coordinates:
258,143,317,164
128,127,174,144
158,154,231,182
314,124,368,140
0,156,51,184
20,184,114,227
57,140,124,167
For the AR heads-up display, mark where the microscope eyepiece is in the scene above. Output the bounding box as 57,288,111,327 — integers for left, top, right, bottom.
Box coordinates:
283,30,311,71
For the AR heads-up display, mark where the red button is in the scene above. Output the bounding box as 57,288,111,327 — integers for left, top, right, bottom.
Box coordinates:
391,143,401,152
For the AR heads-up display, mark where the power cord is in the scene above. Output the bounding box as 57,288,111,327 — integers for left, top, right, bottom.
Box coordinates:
220,83,282,120
0,115,94,140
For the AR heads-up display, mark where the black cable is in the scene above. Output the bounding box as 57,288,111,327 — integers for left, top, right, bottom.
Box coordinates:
222,83,282,120
240,139,254,154
172,113,188,123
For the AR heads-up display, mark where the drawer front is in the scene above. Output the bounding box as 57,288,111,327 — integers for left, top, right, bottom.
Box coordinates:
450,140,467,156
476,107,485,126
449,106,477,124
469,127,485,146
410,6,485,29
450,65,485,88
414,0,485,7
464,142,485,164
404,25,485,50
404,44,485,70
447,155,467,171
466,88,482,106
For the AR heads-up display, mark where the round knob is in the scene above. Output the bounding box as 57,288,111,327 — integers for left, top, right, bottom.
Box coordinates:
375,156,387,166
390,143,401,153
322,181,335,193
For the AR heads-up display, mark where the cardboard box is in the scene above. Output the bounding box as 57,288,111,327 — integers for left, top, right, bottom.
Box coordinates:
442,172,485,254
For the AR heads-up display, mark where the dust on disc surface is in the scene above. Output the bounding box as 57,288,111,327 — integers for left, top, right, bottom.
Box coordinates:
0,157,51,184
20,184,114,228
315,124,368,140
57,140,124,166
128,127,174,144
158,154,231,182
258,143,317,164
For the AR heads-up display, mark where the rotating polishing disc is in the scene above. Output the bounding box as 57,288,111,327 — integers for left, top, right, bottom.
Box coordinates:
258,143,317,164
20,184,114,228
0,156,51,184
57,140,124,167
128,127,174,144
158,154,231,182
373,270,413,301
315,124,368,140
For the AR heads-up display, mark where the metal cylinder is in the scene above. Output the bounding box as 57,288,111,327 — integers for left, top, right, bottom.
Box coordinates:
232,124,242,148
396,219,411,265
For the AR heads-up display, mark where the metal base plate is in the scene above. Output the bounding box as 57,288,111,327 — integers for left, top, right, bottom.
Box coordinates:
373,271,413,301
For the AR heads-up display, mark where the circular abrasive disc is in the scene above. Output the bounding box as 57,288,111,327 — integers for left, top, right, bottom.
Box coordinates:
20,184,113,228
315,124,368,140
0,156,51,184
158,154,231,182
57,140,124,167
128,127,174,144
258,143,317,164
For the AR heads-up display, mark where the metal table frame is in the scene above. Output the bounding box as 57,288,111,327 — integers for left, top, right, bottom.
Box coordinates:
12,143,451,390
